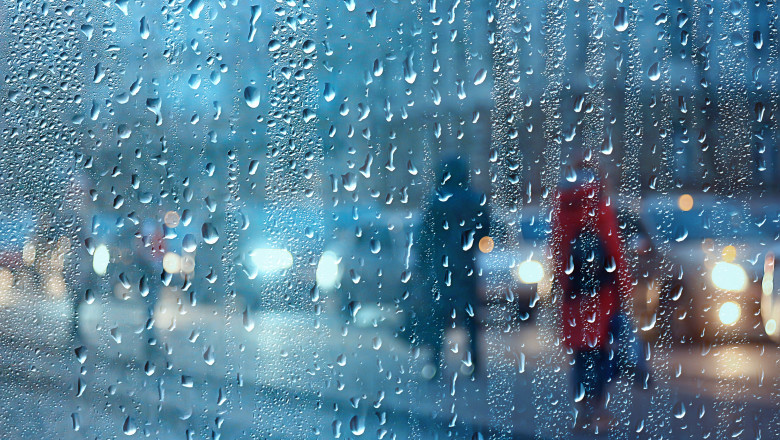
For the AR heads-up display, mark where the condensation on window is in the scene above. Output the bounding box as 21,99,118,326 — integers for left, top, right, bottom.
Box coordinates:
0,1,778,439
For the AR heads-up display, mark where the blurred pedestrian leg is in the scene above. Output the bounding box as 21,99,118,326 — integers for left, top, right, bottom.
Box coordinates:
572,348,610,420
609,311,653,389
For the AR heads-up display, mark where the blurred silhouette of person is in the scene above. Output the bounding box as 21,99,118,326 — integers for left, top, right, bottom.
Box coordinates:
550,157,632,431
414,156,490,379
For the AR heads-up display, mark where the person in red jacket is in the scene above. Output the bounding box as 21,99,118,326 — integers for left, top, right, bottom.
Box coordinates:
549,160,632,431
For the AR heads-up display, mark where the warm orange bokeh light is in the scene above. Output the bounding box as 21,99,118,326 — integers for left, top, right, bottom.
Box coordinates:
479,236,494,253
722,245,737,263
164,211,180,228
678,194,694,211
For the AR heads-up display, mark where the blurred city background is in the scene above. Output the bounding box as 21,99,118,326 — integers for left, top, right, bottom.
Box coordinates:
0,0,778,439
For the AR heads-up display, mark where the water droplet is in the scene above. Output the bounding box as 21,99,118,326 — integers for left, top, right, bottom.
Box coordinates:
324,83,336,102
372,59,384,77
674,226,688,242
244,86,261,108
76,378,86,397
110,195,125,211
456,79,466,99
117,124,132,139
753,31,763,49
350,269,361,284
647,62,660,81
601,131,613,155
369,238,381,254
248,5,262,42
564,165,577,182
461,229,475,251
349,415,366,435
182,234,197,252
139,276,149,297
268,39,281,52
677,12,688,28
641,313,657,331
122,416,137,435
605,256,616,272
730,32,744,47
243,308,255,331
203,346,215,365
729,1,742,16
74,346,87,364
348,301,362,320
614,7,628,32
574,95,585,112
139,16,150,39
755,102,765,122
201,223,219,245
81,24,93,41
302,40,316,54
673,401,686,419
403,51,417,84
115,0,129,15
187,0,204,19
574,383,585,402
188,74,201,89
343,0,355,12
342,172,357,191
437,190,453,202
358,154,373,178
473,68,487,85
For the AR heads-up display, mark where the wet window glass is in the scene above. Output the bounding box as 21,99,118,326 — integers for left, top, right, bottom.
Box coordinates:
2,0,778,438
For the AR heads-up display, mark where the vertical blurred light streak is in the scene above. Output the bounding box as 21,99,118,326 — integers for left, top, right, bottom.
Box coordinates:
487,0,529,437
533,0,568,437
240,0,326,434
712,2,753,438
765,3,780,436
616,1,646,438
640,0,677,437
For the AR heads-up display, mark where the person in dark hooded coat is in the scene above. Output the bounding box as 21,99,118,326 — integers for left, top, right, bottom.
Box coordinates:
413,156,490,378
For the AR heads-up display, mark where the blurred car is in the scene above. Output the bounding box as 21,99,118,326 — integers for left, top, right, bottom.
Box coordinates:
0,207,73,347
232,205,325,313
318,207,413,329
639,193,780,344
476,206,551,325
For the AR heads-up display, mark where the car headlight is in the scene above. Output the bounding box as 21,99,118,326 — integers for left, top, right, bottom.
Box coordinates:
162,252,181,274
316,251,341,289
517,260,544,284
711,261,747,292
718,301,741,326
765,319,777,336
93,244,110,276
250,248,293,273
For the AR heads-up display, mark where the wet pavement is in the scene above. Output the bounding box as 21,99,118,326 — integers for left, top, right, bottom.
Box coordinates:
1,296,778,439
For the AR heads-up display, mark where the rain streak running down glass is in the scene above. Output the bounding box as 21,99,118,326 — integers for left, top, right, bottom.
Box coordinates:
1,0,779,439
